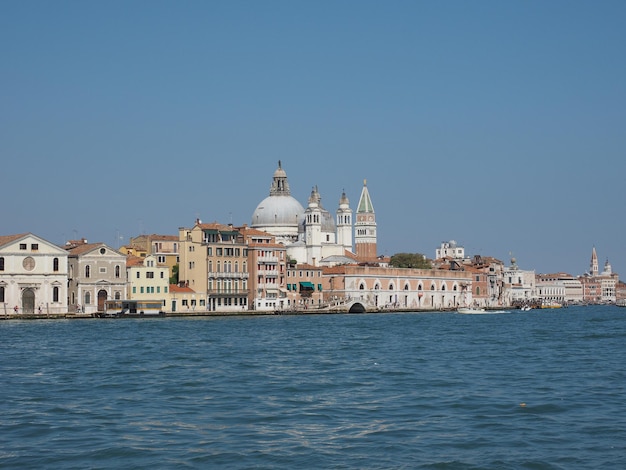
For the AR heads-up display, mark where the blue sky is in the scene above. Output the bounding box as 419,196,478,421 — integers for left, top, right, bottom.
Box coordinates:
2,1,625,276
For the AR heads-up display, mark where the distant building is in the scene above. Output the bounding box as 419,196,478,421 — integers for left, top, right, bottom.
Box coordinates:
251,161,371,266
435,240,466,260
578,247,618,303
0,233,69,315
502,257,536,306
126,254,169,309
65,240,127,314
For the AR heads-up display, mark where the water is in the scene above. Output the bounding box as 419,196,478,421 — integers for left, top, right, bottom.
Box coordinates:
1,306,625,469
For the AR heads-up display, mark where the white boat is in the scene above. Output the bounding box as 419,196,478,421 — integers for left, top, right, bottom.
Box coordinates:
457,307,487,314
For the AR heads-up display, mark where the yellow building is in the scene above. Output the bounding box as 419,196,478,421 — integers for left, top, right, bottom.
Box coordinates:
126,254,170,311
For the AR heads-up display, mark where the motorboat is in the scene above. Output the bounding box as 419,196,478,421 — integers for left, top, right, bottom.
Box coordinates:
457,307,487,314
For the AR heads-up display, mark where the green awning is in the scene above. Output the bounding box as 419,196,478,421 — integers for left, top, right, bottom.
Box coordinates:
299,282,314,289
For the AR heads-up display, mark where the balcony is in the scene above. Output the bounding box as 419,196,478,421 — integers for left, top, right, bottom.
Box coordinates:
208,272,249,279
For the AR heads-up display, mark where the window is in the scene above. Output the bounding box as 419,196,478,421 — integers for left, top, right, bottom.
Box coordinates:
20,243,27,250
53,286,59,302
0,286,4,302
133,286,136,294
99,267,106,274
0,257,4,271
99,248,106,255
115,291,121,300
160,272,164,279
31,244,38,251
115,266,120,278
207,247,212,256
136,272,140,279
217,248,223,256
147,272,154,279
85,292,91,305
53,257,59,272
85,265,91,278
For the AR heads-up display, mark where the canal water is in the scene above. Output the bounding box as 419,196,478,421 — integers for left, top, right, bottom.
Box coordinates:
1,305,624,469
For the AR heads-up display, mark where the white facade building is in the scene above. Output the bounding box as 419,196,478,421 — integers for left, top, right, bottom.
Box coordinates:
436,240,466,260
0,233,69,315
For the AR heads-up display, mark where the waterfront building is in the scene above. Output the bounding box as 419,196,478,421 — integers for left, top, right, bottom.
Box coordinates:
126,254,169,309
502,258,536,306
285,262,324,310
322,264,472,311
65,239,127,314
536,273,583,305
0,233,69,315
178,221,249,312
168,283,197,312
237,225,287,311
578,248,618,303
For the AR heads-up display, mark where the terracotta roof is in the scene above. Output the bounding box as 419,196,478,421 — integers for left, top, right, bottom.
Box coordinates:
0,233,29,248
169,284,195,293
126,255,145,267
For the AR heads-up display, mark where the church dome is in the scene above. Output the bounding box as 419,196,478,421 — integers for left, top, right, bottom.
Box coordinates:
252,195,304,227
251,161,304,241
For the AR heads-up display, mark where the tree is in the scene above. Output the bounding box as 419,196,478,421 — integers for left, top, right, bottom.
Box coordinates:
169,264,179,285
389,253,432,269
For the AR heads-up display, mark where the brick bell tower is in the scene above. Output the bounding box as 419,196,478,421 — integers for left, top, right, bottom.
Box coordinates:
354,179,377,261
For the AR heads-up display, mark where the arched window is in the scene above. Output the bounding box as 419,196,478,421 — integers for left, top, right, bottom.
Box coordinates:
0,286,4,302
418,284,423,291
476,286,480,295
404,284,409,291
453,285,457,291
53,257,59,272
388,283,394,290
359,283,365,290
115,291,121,300
0,257,4,271
115,265,120,278
430,284,435,291
85,292,91,305
53,286,59,302
442,285,446,291
85,265,91,278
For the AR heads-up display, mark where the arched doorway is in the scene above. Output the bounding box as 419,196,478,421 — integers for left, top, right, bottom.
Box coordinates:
22,288,35,314
97,290,107,312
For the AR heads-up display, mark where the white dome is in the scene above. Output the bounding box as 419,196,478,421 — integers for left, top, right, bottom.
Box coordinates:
251,161,305,242
252,195,304,228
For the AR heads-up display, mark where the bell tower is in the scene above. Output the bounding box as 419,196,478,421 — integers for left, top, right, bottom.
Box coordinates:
354,179,377,261
590,246,599,276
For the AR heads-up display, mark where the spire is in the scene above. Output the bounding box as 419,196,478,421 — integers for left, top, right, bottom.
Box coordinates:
357,180,375,214
590,246,599,276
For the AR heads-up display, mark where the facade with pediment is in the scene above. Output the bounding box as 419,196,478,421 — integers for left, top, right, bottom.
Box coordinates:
0,233,68,314
65,240,127,314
